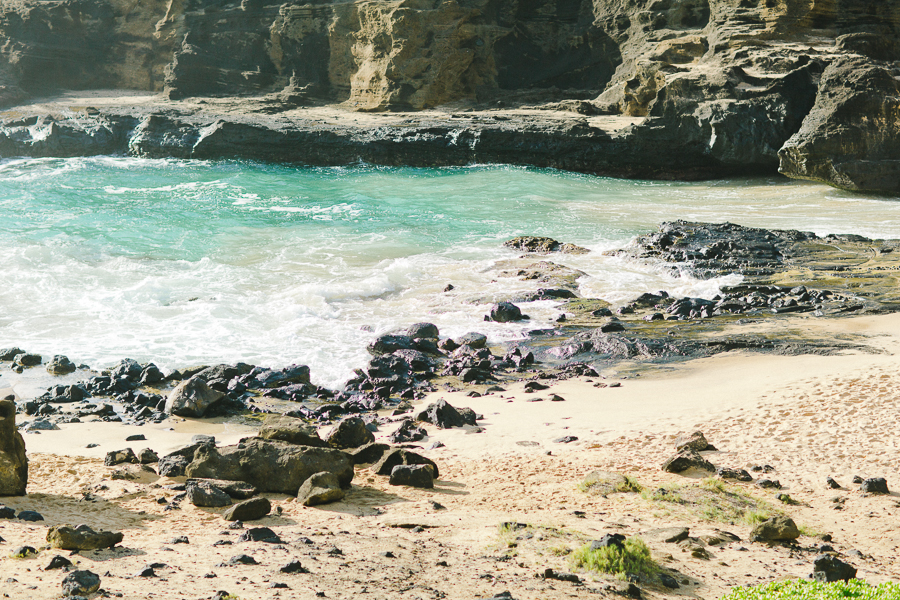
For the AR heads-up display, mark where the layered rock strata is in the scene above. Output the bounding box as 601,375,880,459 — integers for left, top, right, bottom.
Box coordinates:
0,0,897,189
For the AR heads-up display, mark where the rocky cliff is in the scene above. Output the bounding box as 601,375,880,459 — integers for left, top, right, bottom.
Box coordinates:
0,0,898,191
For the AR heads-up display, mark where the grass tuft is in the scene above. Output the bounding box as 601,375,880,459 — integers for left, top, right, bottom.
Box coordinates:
641,478,782,526
570,537,658,579
579,471,644,495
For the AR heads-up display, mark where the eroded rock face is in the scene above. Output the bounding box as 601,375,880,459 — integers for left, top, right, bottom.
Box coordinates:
0,0,899,190
779,57,900,192
0,399,27,496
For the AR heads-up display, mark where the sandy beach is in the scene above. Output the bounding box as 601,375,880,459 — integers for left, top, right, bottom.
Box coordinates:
1,311,899,600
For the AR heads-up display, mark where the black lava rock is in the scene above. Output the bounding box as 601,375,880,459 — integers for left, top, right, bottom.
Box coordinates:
389,464,434,488
813,554,857,582
860,477,889,494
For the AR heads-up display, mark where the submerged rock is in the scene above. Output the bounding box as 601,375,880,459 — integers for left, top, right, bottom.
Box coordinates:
503,237,588,255
46,355,76,375
487,302,526,323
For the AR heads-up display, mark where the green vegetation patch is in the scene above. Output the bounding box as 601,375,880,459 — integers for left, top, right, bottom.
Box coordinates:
570,537,658,579
721,579,900,600
641,478,782,525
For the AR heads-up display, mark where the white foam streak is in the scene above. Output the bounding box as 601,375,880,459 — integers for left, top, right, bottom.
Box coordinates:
3,158,900,388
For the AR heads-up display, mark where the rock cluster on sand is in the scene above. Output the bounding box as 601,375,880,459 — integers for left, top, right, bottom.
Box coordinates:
0,398,27,496
185,438,354,495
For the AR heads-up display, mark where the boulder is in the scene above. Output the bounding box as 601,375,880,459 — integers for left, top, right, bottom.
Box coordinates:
156,441,214,478
389,464,434,488
186,478,258,499
165,376,224,417
487,302,525,323
813,554,857,582
250,364,310,388
405,323,439,339
716,467,752,482
388,419,427,443
13,353,41,367
0,399,27,496
348,442,391,465
750,516,800,543
661,449,715,474
222,497,271,521
186,480,233,507
157,454,190,478
0,347,24,361
325,416,375,449
590,533,625,551
42,384,87,403
297,471,345,506
367,334,416,356
185,438,353,495
860,477,889,494
110,358,143,381
62,570,101,596
237,527,281,543
138,448,159,464
46,355,77,375
416,399,476,429
457,332,487,349
45,555,73,570
104,448,139,466
47,524,124,550
674,431,713,452
258,416,327,447
373,448,439,479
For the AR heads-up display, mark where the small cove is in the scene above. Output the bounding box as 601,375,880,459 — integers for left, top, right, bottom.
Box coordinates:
2,156,899,387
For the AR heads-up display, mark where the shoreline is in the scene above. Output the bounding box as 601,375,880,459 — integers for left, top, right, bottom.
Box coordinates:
1,220,899,599
2,312,899,599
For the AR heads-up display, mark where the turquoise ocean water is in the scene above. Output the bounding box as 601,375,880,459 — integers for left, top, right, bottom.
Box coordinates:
2,157,899,387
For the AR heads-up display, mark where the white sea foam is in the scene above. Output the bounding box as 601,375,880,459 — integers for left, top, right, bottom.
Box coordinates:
2,158,900,387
